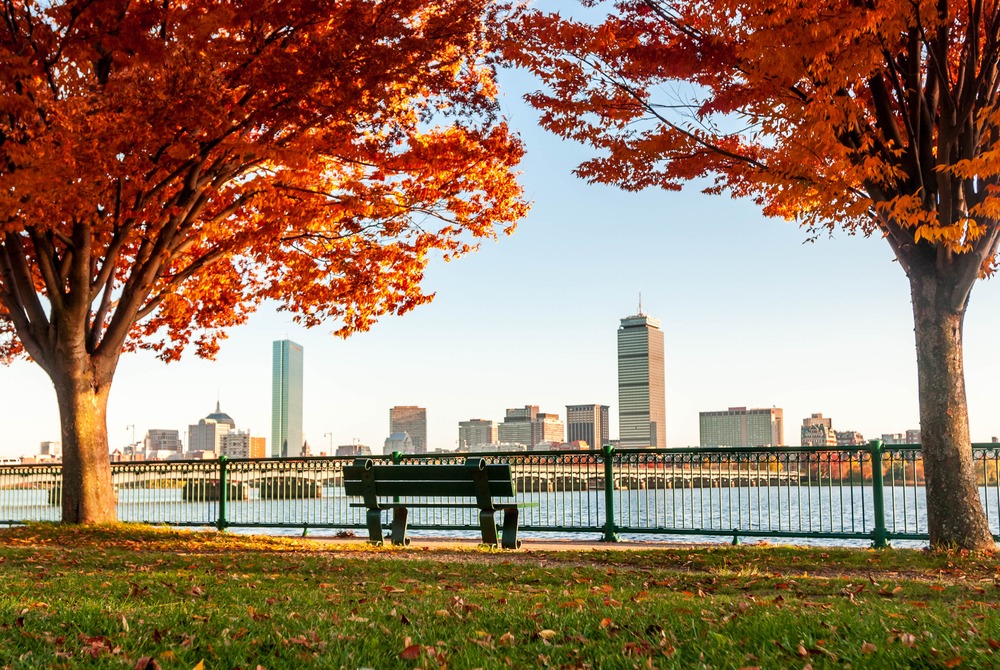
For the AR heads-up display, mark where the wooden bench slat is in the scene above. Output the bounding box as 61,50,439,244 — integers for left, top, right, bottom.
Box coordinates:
344,464,512,481
344,480,515,498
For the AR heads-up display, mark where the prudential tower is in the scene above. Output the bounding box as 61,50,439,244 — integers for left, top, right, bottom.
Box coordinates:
617,307,666,448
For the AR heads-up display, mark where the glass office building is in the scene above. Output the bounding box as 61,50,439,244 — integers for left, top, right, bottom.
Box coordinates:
271,339,304,458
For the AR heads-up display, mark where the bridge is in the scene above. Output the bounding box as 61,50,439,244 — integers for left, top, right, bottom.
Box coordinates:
0,463,806,502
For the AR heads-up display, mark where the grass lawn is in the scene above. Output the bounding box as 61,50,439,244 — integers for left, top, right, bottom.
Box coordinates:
0,525,998,668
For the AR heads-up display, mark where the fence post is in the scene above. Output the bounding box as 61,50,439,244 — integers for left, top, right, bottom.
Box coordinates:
391,451,403,465
217,455,229,532
869,440,889,549
601,444,620,542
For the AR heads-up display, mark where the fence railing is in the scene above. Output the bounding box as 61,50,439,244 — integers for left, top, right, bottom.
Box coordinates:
3,441,1000,547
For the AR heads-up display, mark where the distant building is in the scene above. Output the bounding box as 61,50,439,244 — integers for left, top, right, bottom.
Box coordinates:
700,407,784,447
188,402,235,455
618,311,666,448
566,404,610,450
249,436,267,459
497,406,564,450
458,419,498,451
461,442,528,453
384,432,414,454
390,406,427,454
905,429,922,444
220,430,254,459
336,444,373,457
272,339,304,458
801,413,837,447
550,440,591,451
882,433,907,445
835,430,866,447
144,430,181,455
39,441,61,458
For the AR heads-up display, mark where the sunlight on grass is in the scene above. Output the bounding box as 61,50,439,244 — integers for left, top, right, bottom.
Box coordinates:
0,524,996,668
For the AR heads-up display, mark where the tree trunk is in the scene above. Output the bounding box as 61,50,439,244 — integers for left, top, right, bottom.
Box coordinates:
909,270,994,549
52,368,118,524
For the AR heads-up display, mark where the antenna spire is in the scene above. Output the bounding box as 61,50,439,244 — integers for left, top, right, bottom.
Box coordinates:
638,291,643,316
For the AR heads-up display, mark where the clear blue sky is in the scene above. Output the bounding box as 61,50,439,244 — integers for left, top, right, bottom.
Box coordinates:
2,67,1000,458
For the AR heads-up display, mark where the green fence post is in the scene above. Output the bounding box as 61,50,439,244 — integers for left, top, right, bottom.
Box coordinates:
869,440,889,549
391,451,403,465
217,455,228,532
601,444,620,542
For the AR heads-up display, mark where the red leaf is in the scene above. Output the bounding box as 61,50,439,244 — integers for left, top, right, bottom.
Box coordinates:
399,644,421,660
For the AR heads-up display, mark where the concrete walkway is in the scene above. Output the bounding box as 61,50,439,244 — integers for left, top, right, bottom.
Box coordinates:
306,535,713,552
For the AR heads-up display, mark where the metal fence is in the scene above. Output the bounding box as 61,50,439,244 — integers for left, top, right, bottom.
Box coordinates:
3,442,1000,547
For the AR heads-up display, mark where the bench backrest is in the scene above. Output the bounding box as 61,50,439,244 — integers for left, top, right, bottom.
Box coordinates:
343,458,515,508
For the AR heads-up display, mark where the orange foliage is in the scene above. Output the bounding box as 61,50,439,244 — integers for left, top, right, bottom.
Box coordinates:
0,0,527,365
508,0,1000,277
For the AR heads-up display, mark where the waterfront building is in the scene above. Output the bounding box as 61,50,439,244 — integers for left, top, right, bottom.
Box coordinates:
188,402,235,455
384,432,414,454
249,436,267,458
497,405,564,450
881,433,906,445
835,430,866,447
905,429,922,444
390,406,427,454
458,419,498,451
699,407,784,447
617,311,666,448
801,413,837,447
220,430,253,458
272,339,304,458
39,441,61,458
143,429,181,456
336,444,373,457
566,404,610,450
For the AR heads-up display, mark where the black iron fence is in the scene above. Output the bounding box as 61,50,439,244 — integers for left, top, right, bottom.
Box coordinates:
3,441,998,547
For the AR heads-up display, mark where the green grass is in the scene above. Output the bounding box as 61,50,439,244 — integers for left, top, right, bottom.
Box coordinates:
0,524,999,668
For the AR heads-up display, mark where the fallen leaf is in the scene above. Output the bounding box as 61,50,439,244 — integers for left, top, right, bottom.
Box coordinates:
538,629,557,640
399,644,421,660
861,642,876,654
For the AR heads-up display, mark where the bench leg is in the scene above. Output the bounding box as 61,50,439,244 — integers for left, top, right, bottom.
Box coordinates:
478,509,500,548
500,506,521,550
365,509,384,546
390,506,410,547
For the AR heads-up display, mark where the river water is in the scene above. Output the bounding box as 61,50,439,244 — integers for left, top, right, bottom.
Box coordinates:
3,483,983,548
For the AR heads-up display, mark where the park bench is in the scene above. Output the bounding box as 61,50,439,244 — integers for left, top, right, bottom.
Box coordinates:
343,457,521,549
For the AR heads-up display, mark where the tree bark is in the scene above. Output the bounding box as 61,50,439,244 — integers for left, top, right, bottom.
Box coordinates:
909,268,994,549
51,366,118,524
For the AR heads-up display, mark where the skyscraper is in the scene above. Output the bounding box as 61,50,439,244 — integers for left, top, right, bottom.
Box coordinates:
272,339,304,458
617,311,666,448
566,404,610,449
390,406,427,454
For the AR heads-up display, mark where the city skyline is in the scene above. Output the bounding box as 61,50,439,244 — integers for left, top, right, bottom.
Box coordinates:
2,68,1000,456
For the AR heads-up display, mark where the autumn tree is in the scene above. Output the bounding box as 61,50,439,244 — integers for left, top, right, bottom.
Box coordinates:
509,0,1000,547
0,0,526,523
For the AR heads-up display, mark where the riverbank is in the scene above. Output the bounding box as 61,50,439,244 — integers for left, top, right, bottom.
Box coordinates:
1,524,997,668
